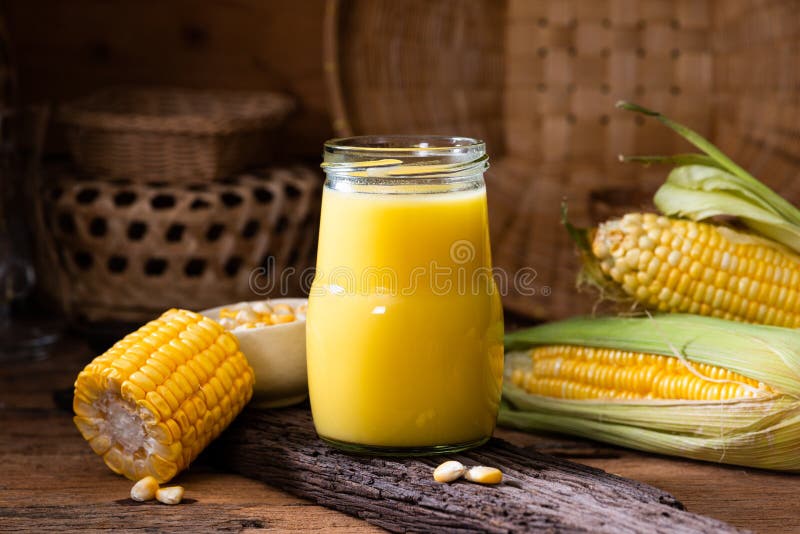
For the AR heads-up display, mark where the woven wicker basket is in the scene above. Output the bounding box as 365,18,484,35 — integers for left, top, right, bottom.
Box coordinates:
59,87,294,182
325,0,800,321
42,166,320,323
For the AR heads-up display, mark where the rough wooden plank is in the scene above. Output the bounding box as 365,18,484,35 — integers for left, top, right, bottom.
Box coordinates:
216,408,741,533
493,426,800,533
4,336,798,532
0,409,382,533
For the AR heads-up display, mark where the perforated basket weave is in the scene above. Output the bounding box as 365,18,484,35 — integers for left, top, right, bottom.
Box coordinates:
42,166,320,323
325,0,800,321
59,87,294,182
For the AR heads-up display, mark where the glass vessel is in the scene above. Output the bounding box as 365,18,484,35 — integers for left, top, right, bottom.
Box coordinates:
0,105,61,361
307,135,504,455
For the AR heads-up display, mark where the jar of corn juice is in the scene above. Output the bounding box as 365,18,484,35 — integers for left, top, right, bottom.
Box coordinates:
307,136,504,454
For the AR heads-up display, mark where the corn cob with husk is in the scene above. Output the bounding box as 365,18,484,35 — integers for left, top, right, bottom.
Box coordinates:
500,314,800,472
580,212,800,327
73,309,255,482
570,102,800,326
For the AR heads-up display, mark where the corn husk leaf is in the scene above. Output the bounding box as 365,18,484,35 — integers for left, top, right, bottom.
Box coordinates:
617,101,800,254
616,102,776,200
654,165,800,254
619,153,725,169
501,314,800,472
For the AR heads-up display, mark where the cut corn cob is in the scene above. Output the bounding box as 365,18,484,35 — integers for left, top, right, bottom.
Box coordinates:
73,308,255,483
586,212,800,327
501,314,800,472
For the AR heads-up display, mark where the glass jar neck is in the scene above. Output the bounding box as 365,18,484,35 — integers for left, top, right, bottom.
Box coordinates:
321,135,488,193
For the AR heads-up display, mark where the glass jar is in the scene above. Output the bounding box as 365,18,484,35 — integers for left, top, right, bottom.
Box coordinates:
307,136,504,455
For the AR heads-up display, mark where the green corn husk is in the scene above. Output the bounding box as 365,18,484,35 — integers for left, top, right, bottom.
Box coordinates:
500,313,800,472
654,165,800,254
617,101,800,254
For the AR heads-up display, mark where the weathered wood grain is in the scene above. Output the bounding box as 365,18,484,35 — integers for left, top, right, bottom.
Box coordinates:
0,339,380,533
3,336,800,532
216,408,740,534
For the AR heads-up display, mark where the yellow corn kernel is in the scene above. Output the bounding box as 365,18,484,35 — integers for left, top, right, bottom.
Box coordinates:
235,309,258,323
271,313,295,324
251,301,273,314
218,308,237,319
272,303,293,314
464,466,502,485
130,476,159,502
433,460,466,483
155,486,184,505
591,214,800,327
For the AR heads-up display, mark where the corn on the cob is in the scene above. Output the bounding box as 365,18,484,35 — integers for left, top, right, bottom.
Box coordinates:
501,314,800,472
587,212,800,327
514,345,772,401
73,309,255,483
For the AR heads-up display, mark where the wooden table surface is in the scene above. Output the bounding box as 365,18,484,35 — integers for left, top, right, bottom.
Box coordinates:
3,336,800,533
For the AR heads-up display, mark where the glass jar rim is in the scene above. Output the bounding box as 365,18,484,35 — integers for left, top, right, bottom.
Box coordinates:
321,135,488,181
324,135,485,154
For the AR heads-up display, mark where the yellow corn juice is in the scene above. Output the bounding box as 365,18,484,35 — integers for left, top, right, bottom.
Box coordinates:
307,185,504,450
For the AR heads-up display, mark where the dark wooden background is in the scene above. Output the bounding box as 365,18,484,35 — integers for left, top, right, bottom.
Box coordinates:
4,0,332,159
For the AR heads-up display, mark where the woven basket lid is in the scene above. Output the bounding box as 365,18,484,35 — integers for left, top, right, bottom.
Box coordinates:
59,86,295,135
324,0,800,321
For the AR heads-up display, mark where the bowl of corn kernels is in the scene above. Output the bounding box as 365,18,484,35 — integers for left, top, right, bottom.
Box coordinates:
202,298,307,407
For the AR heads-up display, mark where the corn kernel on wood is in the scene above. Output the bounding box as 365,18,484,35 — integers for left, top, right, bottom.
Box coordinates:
464,466,503,485
73,309,255,483
433,461,466,483
156,486,185,505
130,476,159,502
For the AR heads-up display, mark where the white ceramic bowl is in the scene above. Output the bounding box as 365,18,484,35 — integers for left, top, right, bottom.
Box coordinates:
202,298,307,408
